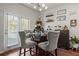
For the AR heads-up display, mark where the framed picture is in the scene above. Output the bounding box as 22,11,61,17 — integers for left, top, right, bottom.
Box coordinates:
70,19,77,27
45,14,54,22
57,9,66,15
57,15,66,21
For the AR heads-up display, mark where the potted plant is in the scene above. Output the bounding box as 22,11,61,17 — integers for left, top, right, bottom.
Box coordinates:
71,36,78,44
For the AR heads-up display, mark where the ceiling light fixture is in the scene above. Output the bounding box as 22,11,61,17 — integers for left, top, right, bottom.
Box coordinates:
32,3,48,11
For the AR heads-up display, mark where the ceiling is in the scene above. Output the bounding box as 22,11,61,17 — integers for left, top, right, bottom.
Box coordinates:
22,3,79,12
23,3,62,12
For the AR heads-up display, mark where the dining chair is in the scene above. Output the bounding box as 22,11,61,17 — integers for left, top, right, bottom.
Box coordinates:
19,31,36,56
38,31,60,56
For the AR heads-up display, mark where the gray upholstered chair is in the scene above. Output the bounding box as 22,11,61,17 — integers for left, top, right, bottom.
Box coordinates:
24,30,33,33
38,31,60,56
19,31,36,56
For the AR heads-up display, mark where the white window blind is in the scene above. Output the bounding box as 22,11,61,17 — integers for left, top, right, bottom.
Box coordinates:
20,17,30,31
7,14,19,46
5,14,30,47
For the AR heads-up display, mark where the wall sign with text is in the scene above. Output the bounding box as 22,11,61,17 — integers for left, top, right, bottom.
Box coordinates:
57,9,66,15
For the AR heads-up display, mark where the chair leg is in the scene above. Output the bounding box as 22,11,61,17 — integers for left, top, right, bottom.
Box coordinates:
19,47,22,56
24,49,26,56
30,48,32,55
36,45,38,56
45,51,48,56
55,49,57,56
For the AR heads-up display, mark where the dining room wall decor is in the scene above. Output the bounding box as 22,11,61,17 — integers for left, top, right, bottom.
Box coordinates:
46,19,54,22
46,14,54,17
70,19,77,27
57,9,66,15
57,15,66,21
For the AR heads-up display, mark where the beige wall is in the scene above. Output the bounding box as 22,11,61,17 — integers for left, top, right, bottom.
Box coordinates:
41,4,79,39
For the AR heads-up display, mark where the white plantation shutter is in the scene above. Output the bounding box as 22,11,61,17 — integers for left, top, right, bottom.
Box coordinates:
5,14,30,47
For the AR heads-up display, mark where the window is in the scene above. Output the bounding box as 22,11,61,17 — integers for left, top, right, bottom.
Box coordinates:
5,14,30,47
20,17,30,31
7,14,19,46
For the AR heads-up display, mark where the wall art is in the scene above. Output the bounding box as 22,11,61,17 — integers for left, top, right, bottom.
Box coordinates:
57,15,66,21
57,9,66,15
70,19,77,27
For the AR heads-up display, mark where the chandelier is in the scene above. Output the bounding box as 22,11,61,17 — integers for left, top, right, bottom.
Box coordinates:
33,3,48,11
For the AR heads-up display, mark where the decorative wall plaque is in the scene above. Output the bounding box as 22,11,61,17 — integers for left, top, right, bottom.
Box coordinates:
70,19,77,27
57,9,66,15
57,15,66,21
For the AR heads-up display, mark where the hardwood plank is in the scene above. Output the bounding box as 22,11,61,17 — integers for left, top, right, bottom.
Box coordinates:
0,48,79,56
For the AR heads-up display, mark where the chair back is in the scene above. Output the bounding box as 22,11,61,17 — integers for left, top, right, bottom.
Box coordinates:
24,30,33,38
47,31,60,51
19,31,26,48
24,30,33,33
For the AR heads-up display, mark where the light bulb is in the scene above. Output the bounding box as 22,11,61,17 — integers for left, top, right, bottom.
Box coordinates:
39,8,42,11
45,6,48,9
34,6,37,9
42,3,45,7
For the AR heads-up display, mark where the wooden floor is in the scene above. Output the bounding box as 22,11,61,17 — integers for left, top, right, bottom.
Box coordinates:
0,48,79,56
54,48,79,56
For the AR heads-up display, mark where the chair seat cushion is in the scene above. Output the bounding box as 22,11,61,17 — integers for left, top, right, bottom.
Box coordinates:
24,38,37,48
38,41,49,51
26,33,32,38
